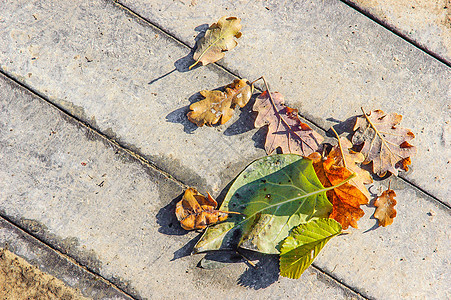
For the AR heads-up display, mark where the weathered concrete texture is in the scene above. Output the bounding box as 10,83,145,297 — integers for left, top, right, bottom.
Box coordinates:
0,0,265,196
1,0,450,299
118,0,451,204
345,0,451,63
0,75,362,299
0,217,132,300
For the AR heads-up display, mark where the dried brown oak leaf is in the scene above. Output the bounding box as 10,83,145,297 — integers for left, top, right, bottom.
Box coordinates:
352,109,416,177
176,187,234,230
309,152,368,230
374,187,397,227
329,136,373,200
187,79,253,127
189,16,242,69
254,91,324,156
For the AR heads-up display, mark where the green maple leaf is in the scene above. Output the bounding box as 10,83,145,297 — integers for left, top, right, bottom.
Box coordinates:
280,218,342,279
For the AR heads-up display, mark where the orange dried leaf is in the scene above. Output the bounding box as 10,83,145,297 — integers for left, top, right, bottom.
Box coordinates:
352,109,416,177
309,152,368,230
176,188,230,230
329,136,373,199
254,91,324,156
187,79,253,127
328,192,364,230
374,188,397,227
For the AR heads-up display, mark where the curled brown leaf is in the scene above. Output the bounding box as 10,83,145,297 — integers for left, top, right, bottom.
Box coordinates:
187,79,253,127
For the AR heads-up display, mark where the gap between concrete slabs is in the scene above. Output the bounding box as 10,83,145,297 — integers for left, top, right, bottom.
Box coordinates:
342,0,451,65
115,0,451,204
0,216,133,300
0,73,364,299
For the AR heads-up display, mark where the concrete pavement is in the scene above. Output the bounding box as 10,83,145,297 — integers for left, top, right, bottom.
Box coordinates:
1,0,450,299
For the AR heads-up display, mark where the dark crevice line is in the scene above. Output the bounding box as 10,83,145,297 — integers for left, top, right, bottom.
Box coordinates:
0,69,188,192
399,175,451,210
312,264,372,300
113,0,448,208
0,214,136,300
340,0,451,68
112,0,194,50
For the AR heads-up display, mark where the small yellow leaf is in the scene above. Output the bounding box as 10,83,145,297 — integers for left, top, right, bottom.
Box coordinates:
189,16,242,69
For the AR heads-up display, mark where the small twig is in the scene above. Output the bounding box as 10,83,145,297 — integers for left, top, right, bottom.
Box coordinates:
339,231,351,236
249,76,264,86
218,210,243,215
236,249,257,269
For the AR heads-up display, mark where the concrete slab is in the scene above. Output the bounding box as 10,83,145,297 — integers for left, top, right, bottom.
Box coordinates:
0,75,363,299
344,0,451,63
116,0,451,204
0,0,266,196
0,217,132,300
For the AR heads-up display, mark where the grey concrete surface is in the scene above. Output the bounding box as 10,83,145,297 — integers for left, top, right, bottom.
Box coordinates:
0,217,132,300
117,0,450,203
345,0,451,63
0,75,363,299
0,0,266,196
1,0,450,299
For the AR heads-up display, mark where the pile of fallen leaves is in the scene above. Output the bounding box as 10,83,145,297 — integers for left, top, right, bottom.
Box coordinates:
174,16,416,279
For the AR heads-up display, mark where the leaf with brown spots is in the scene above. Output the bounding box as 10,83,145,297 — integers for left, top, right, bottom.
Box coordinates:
175,187,239,230
253,90,324,156
308,152,368,230
352,109,416,177
187,79,253,127
374,187,397,227
189,16,242,69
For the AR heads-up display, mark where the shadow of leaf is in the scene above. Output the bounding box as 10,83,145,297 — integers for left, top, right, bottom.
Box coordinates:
237,253,280,290
148,23,208,85
156,192,187,236
171,233,203,261
194,24,209,37
165,92,203,134
326,115,357,141
198,250,242,269
223,94,258,136
363,186,384,233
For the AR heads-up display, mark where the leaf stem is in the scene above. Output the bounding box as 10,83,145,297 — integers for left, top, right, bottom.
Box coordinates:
236,249,257,268
249,76,264,86
330,126,347,169
218,210,243,215
325,173,356,192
